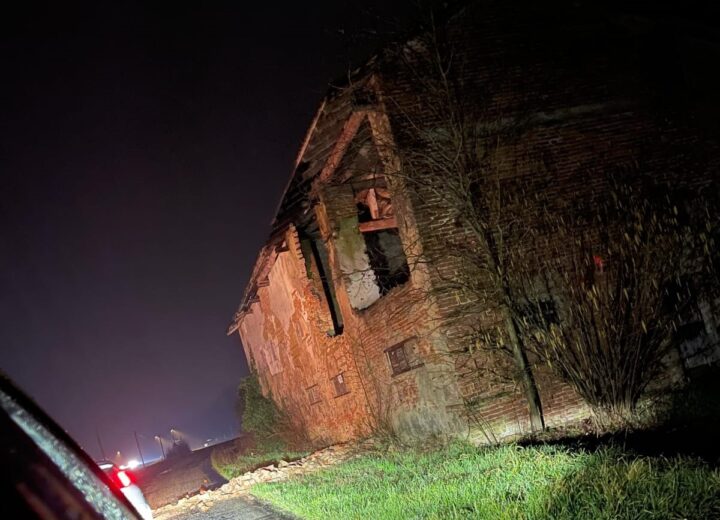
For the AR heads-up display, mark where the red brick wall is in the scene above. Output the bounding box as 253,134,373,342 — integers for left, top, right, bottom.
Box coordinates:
237,226,373,445
369,3,716,439
233,2,718,444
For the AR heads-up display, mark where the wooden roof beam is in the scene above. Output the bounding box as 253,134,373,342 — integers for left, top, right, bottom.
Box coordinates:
318,110,368,183
358,217,398,233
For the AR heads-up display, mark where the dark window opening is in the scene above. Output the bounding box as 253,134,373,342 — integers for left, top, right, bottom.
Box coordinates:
331,373,350,397
661,277,720,368
387,344,409,375
307,384,321,405
352,87,378,108
661,275,694,315
518,298,558,331
354,186,410,295
364,230,410,295
385,340,423,376
356,201,372,222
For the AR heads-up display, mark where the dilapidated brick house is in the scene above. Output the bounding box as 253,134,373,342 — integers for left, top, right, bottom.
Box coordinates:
228,2,719,445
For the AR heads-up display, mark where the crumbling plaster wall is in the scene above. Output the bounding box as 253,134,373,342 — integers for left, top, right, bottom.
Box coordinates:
314,162,469,442
237,226,372,445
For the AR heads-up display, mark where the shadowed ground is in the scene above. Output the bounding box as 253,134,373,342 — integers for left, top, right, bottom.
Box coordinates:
154,496,294,520
136,443,229,509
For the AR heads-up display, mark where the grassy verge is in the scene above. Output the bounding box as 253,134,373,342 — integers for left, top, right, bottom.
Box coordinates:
211,437,308,480
251,442,720,519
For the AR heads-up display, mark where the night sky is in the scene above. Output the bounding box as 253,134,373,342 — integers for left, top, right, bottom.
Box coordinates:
1,2,405,462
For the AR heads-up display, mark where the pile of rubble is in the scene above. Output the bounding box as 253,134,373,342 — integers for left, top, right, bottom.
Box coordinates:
154,441,370,518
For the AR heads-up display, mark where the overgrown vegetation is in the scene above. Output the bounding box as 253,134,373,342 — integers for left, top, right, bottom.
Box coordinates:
236,372,281,439
382,10,547,432
377,5,719,431
211,438,307,480
517,179,718,426
252,442,720,519
211,373,309,479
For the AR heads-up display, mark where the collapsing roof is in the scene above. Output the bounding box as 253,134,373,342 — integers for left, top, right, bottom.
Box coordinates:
227,72,384,333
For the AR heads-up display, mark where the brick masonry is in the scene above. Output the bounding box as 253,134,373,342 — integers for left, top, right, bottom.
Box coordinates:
228,2,718,445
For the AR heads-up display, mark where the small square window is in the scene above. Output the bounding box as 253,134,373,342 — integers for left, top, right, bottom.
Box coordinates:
331,372,350,397
520,299,558,331
307,384,321,405
385,340,423,376
387,344,410,375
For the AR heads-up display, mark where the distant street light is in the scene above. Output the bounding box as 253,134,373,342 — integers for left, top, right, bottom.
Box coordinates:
95,427,107,461
133,431,146,468
155,435,166,460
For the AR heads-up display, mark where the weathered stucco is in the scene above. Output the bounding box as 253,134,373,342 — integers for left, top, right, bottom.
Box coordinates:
238,229,374,444
390,364,468,442
334,215,381,310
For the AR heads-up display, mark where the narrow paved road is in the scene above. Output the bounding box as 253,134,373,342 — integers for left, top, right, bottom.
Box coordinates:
136,439,293,519
136,445,228,509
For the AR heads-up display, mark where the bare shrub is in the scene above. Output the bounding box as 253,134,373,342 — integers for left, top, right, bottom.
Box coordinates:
517,176,717,426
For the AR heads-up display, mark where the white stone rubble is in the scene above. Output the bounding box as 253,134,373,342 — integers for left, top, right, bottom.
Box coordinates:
154,441,370,519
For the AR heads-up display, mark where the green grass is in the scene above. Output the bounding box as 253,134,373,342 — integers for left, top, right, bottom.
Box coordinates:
211,437,308,480
251,442,720,519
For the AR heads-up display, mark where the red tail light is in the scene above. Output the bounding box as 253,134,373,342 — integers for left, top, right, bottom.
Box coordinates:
112,469,134,488
117,470,132,487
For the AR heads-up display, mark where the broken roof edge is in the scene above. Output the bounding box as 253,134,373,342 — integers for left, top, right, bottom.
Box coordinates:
228,71,394,338
226,226,291,336
227,2,473,338
266,99,327,230
266,0,472,214
266,64,382,235
227,86,361,337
